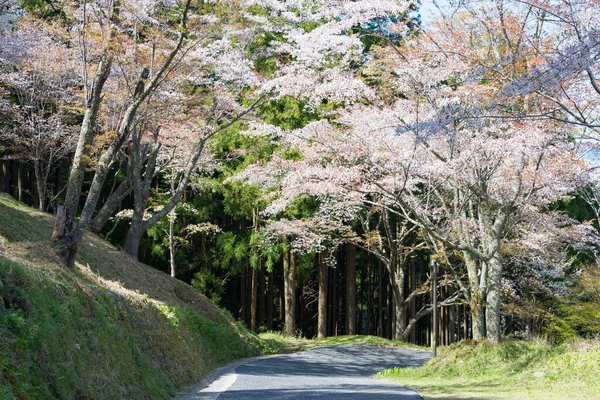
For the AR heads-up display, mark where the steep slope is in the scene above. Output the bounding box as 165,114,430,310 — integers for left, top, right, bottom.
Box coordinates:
0,194,262,399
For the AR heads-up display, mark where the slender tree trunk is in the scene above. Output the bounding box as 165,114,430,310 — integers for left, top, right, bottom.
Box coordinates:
283,238,296,336
33,160,45,211
359,259,366,334
331,261,337,336
378,262,383,337
16,161,23,203
240,266,247,325
169,216,176,277
317,253,328,339
346,243,356,335
251,263,258,332
432,258,438,356
1,160,9,192
259,261,266,328
267,270,274,330
367,261,372,334
386,282,393,339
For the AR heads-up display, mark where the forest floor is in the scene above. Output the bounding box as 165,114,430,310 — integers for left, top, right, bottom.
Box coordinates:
376,338,600,399
0,193,272,399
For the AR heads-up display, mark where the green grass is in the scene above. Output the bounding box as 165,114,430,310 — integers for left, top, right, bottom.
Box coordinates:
376,339,600,399
258,332,427,353
0,194,264,399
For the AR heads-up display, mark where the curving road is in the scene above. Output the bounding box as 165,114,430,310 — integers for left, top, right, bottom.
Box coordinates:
177,345,431,400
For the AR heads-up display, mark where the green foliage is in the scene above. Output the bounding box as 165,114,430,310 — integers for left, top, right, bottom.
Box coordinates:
20,0,65,20
191,269,226,303
260,97,320,130
214,231,249,271
545,267,600,343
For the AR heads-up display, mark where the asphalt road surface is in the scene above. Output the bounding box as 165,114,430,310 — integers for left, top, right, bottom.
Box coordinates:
177,345,431,400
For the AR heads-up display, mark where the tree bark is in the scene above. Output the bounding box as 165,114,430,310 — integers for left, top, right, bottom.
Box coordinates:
283,238,296,336
464,252,486,340
33,159,45,211
51,204,67,242
432,258,438,356
346,243,356,335
90,179,131,233
485,251,503,344
16,161,23,203
0,160,9,193
267,270,274,330
63,55,113,222
259,262,266,328
251,263,258,332
317,253,328,339
169,216,176,277
378,262,383,336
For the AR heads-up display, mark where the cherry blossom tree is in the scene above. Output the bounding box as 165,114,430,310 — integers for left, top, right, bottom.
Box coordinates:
0,20,79,211
0,0,267,268
235,0,595,343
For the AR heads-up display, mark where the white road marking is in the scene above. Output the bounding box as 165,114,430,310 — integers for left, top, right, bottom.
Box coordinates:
199,371,238,399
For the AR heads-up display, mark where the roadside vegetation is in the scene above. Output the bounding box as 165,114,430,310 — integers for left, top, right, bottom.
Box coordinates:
0,194,266,399
258,332,427,353
377,339,600,400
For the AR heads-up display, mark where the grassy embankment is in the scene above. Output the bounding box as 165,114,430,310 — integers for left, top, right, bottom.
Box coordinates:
258,331,426,353
0,194,274,399
377,339,600,399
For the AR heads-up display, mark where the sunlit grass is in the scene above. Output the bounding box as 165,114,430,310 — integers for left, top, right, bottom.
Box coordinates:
376,339,600,399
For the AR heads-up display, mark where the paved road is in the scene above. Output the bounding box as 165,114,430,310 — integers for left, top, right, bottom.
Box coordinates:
177,345,431,400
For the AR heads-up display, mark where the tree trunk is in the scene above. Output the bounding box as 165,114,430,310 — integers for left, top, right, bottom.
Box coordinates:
317,253,328,339
267,270,274,330
16,161,23,203
240,267,247,325
283,238,296,336
432,258,438,356
251,263,258,332
58,54,113,268
1,160,10,193
90,179,131,233
385,283,394,339
33,159,45,211
124,220,145,258
346,243,356,335
169,217,176,278
63,55,113,222
464,252,486,340
259,261,266,328
51,204,67,242
378,262,383,337
486,252,503,344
